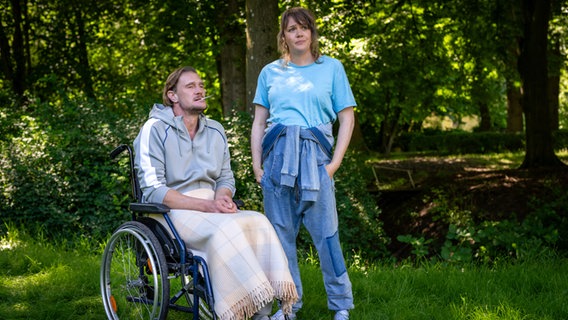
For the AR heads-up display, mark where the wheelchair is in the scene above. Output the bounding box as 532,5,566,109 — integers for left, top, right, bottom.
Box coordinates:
100,144,218,320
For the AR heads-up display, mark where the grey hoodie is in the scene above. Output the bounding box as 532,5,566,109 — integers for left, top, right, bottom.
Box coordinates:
133,103,236,204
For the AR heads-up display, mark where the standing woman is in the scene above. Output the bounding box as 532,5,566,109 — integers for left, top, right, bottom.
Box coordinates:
251,7,355,320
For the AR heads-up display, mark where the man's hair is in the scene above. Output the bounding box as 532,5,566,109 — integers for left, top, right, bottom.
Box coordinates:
277,7,320,63
162,66,198,106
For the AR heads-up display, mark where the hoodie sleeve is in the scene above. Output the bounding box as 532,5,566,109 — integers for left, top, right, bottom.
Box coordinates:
214,125,237,195
133,118,171,204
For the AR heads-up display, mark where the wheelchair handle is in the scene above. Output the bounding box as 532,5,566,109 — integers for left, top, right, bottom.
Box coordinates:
110,144,130,159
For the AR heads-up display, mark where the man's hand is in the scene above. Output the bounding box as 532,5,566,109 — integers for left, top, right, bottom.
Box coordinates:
211,195,237,214
163,189,237,213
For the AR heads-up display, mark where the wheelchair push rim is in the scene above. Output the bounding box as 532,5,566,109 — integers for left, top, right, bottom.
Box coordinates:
100,221,170,320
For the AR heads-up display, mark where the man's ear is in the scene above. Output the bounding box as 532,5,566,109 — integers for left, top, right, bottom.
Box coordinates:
167,91,178,103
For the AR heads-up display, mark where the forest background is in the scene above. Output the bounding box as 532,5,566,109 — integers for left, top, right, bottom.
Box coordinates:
1,0,567,263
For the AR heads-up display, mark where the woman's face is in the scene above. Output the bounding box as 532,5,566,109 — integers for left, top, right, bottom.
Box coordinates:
283,16,312,56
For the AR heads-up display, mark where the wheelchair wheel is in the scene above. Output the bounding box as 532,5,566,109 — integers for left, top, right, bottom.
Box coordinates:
181,274,215,320
101,221,170,320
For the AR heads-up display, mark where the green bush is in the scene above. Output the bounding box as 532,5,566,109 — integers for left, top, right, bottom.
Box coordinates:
396,130,568,155
398,181,568,264
553,129,568,150
223,111,264,212
0,92,144,240
334,150,390,260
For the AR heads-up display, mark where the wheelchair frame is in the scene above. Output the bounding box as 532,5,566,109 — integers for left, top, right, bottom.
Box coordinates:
100,144,217,320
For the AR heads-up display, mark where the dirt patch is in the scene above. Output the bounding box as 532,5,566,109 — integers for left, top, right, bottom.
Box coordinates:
372,157,568,258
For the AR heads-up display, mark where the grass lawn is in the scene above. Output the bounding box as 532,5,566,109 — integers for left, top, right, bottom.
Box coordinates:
1,228,567,320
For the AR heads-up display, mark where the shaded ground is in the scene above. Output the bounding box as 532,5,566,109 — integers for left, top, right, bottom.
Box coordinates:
371,156,568,258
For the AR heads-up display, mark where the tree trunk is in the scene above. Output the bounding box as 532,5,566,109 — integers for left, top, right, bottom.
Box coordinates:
518,0,564,168
22,0,30,80
216,0,247,117
9,0,26,98
473,61,492,132
73,6,95,100
0,21,14,87
245,0,279,114
502,3,524,133
548,35,561,132
506,80,523,132
349,112,368,151
478,102,492,131
379,91,401,156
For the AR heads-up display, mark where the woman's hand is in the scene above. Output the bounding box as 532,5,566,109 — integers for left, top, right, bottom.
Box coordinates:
324,162,339,179
253,167,264,184
325,107,355,179
251,105,269,185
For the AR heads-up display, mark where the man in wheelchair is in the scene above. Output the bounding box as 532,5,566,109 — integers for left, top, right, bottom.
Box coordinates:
133,66,298,319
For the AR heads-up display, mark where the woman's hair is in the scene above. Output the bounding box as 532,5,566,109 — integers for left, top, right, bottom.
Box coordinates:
162,66,197,106
277,7,320,63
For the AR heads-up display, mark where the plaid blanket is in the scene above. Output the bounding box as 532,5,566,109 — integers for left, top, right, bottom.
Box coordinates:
152,189,298,320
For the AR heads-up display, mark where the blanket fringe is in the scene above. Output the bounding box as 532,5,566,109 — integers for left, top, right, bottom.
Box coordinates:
218,281,274,320
272,280,299,315
217,280,299,320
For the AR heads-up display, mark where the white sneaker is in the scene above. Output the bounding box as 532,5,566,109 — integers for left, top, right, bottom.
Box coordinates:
272,309,297,320
334,310,349,320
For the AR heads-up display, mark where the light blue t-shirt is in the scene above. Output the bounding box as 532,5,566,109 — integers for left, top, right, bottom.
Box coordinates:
253,55,356,128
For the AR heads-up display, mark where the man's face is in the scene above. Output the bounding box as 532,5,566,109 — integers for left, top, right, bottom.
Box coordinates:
171,71,207,113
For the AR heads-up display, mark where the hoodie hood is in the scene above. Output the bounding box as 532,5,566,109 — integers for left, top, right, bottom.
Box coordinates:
149,103,179,127
148,103,212,154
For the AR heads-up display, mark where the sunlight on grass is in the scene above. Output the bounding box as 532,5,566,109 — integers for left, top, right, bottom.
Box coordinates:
0,227,22,251
0,237,20,250
2,225,568,320
0,226,103,320
366,150,568,191
557,149,568,162
451,301,528,320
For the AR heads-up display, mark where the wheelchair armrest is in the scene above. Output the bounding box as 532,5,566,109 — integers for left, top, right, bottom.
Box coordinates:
130,202,171,214
233,199,245,209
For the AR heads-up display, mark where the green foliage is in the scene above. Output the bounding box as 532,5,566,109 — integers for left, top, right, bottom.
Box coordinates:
553,129,568,149
2,0,568,157
435,213,562,265
396,235,433,260
223,111,264,212
0,93,141,240
398,181,568,265
526,182,568,250
334,150,390,261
